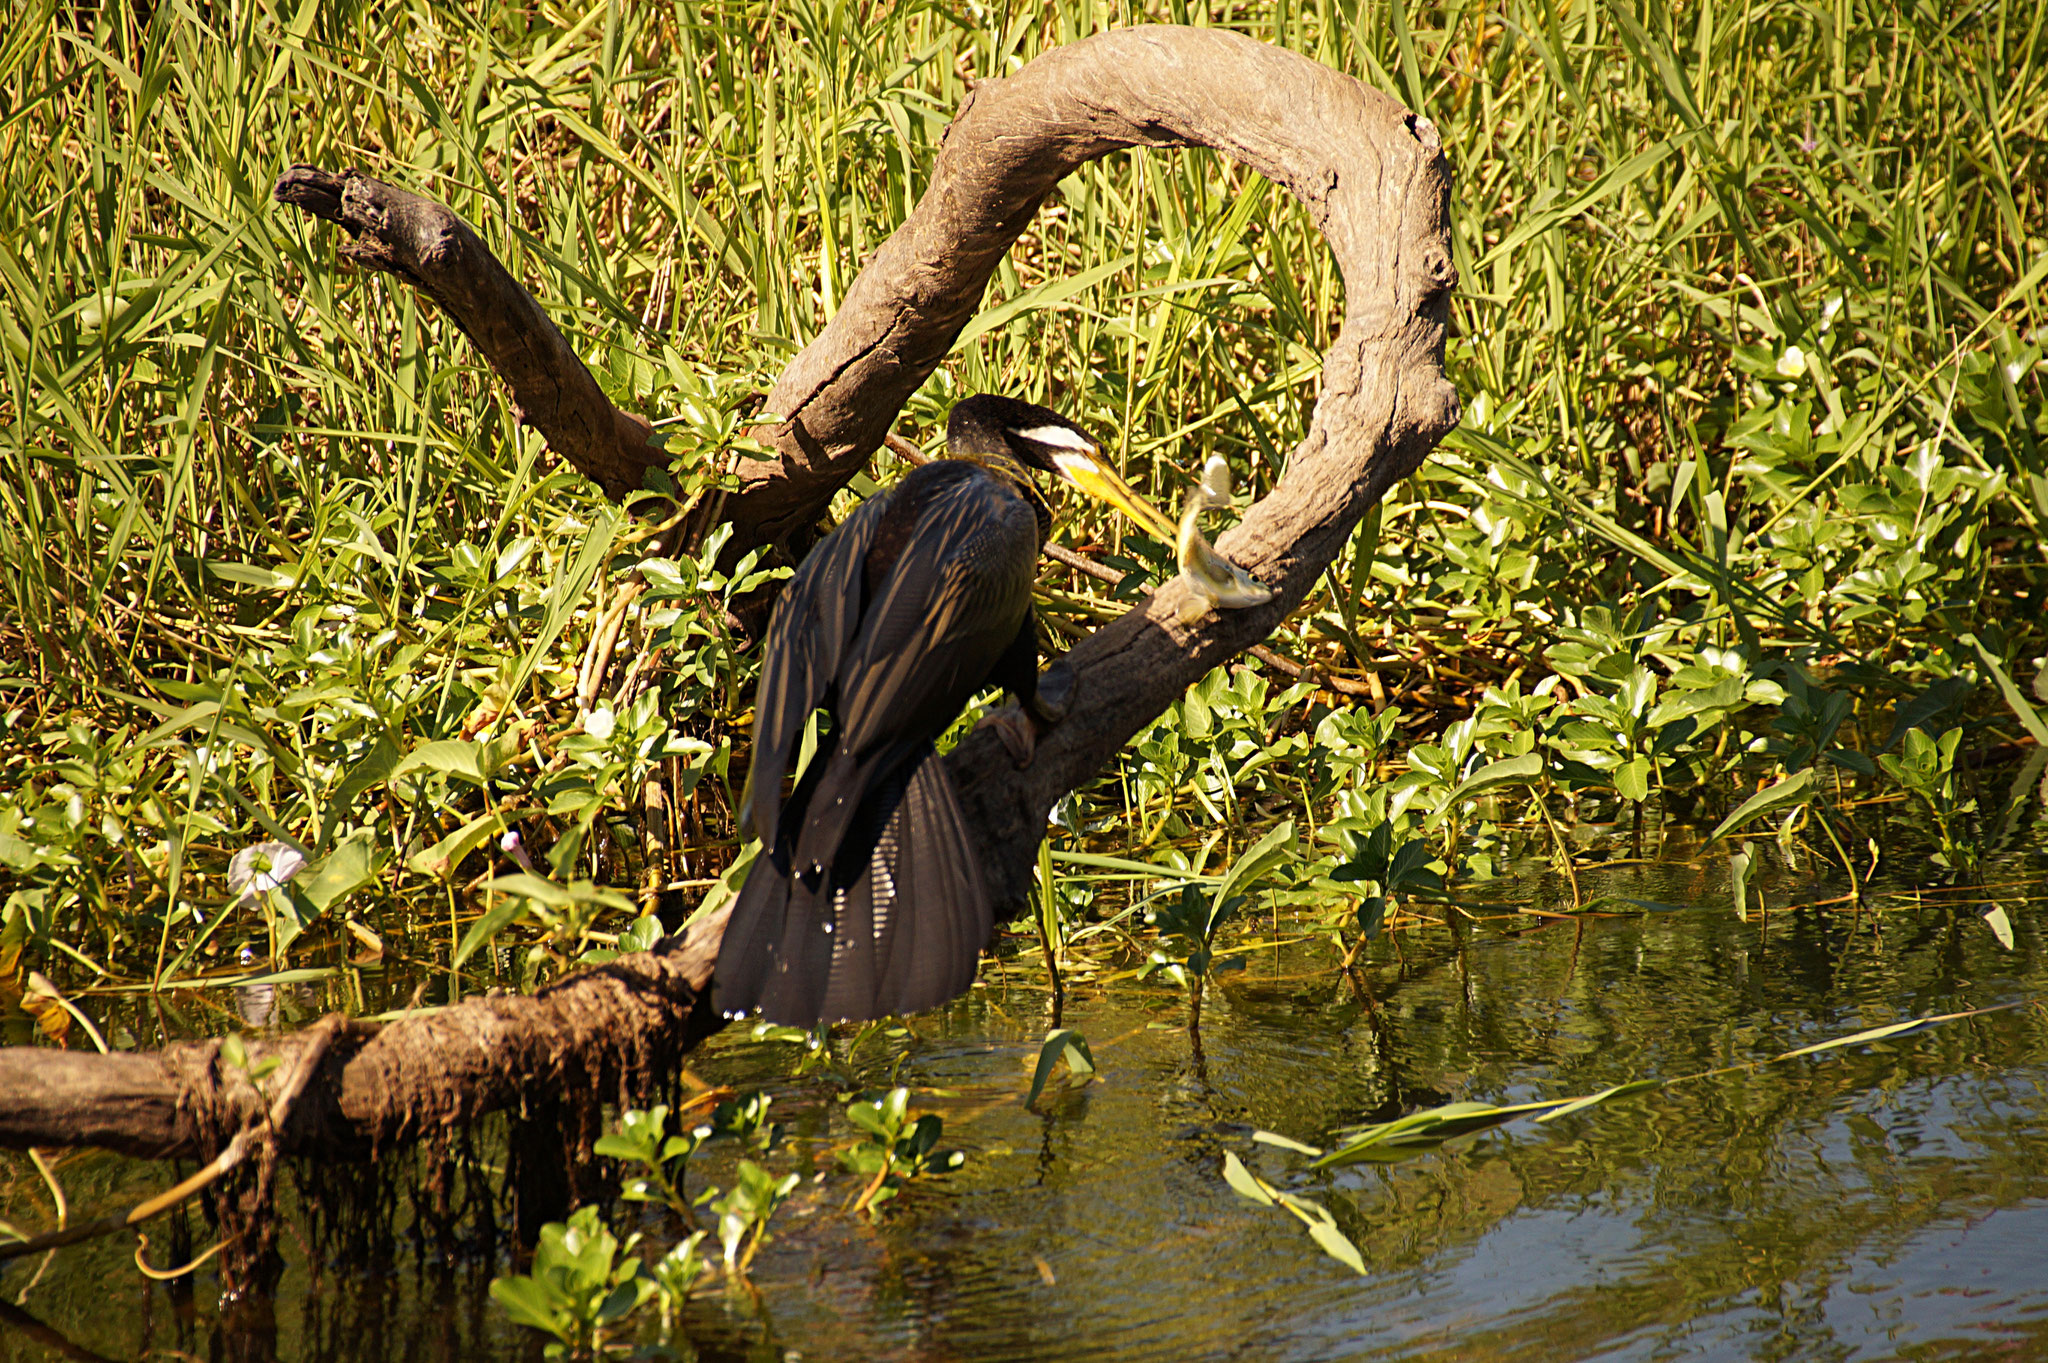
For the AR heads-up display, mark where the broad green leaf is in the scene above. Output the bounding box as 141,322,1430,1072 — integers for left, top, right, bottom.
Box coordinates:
394,739,489,785
455,897,529,968
1222,1153,1367,1276
1981,905,2015,951
324,736,403,845
488,1275,570,1340
1447,752,1545,806
1221,1150,1274,1205
1306,1219,1368,1276
1614,755,1652,802
296,831,379,914
1025,1028,1097,1110
489,874,577,907
407,808,527,880
1214,821,1297,907
1706,768,1816,843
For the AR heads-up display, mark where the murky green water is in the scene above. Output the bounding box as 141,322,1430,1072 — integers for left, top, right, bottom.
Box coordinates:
4,854,2046,1361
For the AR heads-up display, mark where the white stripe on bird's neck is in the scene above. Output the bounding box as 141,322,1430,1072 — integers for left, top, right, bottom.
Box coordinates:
1012,424,1095,451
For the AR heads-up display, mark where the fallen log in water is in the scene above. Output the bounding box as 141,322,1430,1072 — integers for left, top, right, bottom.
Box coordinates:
0,911,729,1284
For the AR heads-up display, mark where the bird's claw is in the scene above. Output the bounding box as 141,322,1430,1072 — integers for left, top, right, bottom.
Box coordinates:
975,705,1038,768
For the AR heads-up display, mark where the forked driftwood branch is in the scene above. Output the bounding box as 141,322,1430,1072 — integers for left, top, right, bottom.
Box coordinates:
267,27,1456,908
0,23,1455,1253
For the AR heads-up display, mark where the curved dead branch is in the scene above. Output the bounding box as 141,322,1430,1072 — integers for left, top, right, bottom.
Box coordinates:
741,26,1456,551
272,165,662,502
834,27,1460,908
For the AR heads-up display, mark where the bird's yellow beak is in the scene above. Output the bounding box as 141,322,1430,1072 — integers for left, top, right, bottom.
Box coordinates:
1046,448,1178,542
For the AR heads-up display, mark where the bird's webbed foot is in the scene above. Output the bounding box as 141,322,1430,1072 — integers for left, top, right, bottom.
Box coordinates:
978,657,1079,769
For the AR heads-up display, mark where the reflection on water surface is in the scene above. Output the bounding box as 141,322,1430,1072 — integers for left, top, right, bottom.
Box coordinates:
2,855,2044,1362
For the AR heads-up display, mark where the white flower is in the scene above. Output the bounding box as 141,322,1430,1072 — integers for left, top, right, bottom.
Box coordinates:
1775,346,1807,379
228,841,307,910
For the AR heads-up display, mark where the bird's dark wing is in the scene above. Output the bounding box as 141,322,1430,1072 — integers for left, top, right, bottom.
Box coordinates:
831,470,1040,760
738,488,892,843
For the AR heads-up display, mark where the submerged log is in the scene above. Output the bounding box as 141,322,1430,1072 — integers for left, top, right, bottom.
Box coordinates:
0,913,724,1161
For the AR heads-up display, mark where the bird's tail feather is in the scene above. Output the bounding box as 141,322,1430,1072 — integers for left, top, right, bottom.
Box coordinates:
714,745,991,1026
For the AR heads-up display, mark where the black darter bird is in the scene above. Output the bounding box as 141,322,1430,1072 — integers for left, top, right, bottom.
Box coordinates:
715,394,1180,1026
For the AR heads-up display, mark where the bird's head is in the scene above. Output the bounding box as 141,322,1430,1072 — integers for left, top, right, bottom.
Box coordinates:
945,394,1178,540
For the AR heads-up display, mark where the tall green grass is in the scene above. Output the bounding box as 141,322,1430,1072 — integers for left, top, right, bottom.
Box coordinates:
0,0,2042,989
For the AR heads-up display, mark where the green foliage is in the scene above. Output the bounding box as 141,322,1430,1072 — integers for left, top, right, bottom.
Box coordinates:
454,875,638,982
592,1104,705,1217
0,0,2040,995
1877,726,1977,869
837,1086,964,1216
707,1091,778,1151
1328,820,1442,939
708,1160,800,1273
488,1205,661,1359
1142,821,1297,988
9,2,2046,1352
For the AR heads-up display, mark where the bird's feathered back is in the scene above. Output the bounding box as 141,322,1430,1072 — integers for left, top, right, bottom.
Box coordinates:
717,458,1044,1025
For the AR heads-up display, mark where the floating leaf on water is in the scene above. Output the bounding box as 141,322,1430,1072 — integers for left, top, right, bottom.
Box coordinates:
1982,905,2015,951
1531,1079,1667,1123
1221,1150,1274,1206
1253,1129,1325,1157
1775,1016,1947,1060
1306,1220,1368,1276
1312,1100,1527,1168
1221,1152,1367,1276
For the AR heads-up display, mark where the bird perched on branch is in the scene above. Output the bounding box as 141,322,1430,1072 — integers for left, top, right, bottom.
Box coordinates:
715,394,1181,1027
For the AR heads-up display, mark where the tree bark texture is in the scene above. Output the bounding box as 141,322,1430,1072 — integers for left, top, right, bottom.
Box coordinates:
0,912,724,1161
2,26,1455,1173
